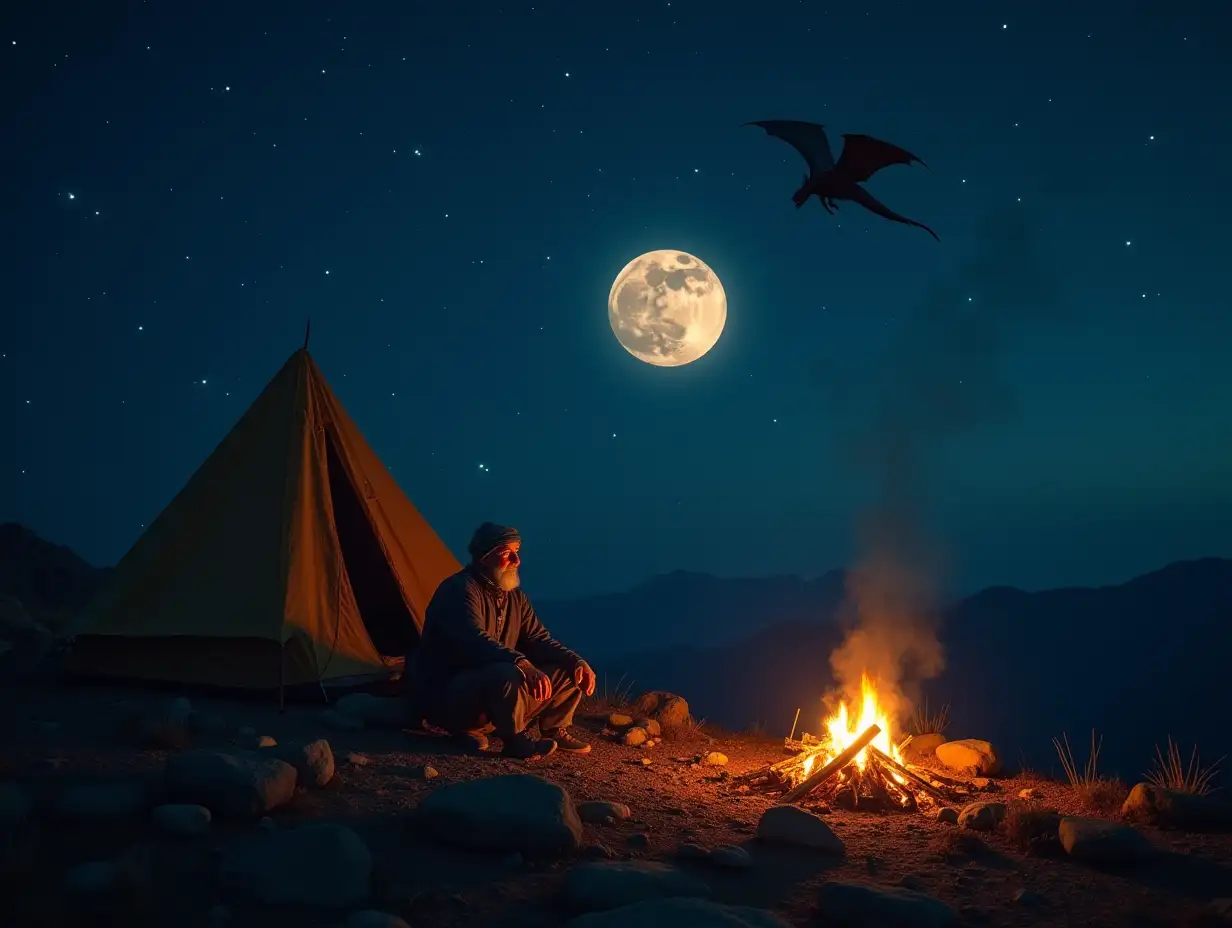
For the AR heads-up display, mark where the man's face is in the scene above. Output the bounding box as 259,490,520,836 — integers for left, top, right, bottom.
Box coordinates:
482,541,521,592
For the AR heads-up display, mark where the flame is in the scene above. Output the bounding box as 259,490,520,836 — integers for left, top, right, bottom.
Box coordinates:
821,672,901,770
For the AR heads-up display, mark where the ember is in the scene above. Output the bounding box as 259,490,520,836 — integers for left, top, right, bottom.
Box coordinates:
734,673,971,812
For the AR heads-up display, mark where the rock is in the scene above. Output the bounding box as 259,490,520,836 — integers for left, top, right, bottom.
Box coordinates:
936,807,959,825
333,693,404,728
567,897,789,928
246,734,278,749
152,803,212,837
1012,888,1044,906
165,750,298,818
623,727,648,747
704,752,728,766
1058,816,1157,864
238,726,257,738
341,912,411,928
628,692,691,730
903,733,947,762
274,738,335,788
1018,788,1039,800
320,709,364,731
756,805,844,854
970,778,994,790
935,739,1000,776
346,752,372,766
580,801,632,824
220,823,372,906
504,851,524,866
608,713,634,728
711,845,753,869
422,765,439,780
636,718,662,738
416,773,582,854
563,860,710,913
958,802,1006,832
585,843,614,859
677,842,710,860
900,874,926,892
626,833,649,849
1121,782,1232,831
56,780,147,820
817,880,959,927
638,757,652,766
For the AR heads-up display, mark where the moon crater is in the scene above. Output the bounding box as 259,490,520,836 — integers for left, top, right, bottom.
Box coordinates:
607,249,727,367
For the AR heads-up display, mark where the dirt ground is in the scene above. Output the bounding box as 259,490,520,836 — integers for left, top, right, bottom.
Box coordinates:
2,679,1230,928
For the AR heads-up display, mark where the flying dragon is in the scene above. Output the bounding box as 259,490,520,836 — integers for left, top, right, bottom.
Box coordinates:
746,120,939,241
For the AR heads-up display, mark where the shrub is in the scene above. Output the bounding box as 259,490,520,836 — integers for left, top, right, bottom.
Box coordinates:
1053,730,1128,815
1146,738,1224,796
1001,799,1062,855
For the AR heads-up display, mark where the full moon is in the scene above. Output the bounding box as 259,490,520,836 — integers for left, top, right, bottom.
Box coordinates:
607,249,727,367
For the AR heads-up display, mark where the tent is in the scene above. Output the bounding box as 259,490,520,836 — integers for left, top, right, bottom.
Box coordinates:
67,347,461,691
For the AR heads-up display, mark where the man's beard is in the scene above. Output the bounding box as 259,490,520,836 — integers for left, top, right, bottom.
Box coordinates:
495,567,520,592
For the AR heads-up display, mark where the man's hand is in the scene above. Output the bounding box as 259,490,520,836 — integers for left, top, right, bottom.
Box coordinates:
519,660,553,702
574,659,596,697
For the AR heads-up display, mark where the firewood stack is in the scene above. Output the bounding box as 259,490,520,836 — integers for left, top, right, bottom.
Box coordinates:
733,723,971,812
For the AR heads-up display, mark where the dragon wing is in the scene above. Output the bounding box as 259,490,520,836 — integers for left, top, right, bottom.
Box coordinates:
745,120,836,176
836,133,929,183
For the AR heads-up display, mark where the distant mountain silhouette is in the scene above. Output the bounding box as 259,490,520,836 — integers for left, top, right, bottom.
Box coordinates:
583,558,1232,783
0,523,111,618
536,568,849,662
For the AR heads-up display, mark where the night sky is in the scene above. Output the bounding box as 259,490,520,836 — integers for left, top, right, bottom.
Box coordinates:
3,1,1230,601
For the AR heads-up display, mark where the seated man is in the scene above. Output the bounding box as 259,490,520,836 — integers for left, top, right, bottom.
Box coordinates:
405,522,596,759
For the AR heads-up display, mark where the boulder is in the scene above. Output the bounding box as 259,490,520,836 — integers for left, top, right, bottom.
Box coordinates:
165,750,297,818
629,692,691,729
1121,782,1232,831
958,802,1006,832
935,739,1000,776
816,880,959,927
756,805,844,854
935,807,959,825
563,860,710,913
903,733,947,762
567,897,789,928
152,803,212,838
416,774,582,854
1058,817,1157,865
607,713,634,728
275,739,335,788
579,801,632,824
333,694,404,728
705,752,729,766
220,823,372,906
711,845,753,869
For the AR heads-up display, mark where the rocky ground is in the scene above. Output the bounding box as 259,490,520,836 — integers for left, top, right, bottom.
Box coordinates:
2,680,1231,928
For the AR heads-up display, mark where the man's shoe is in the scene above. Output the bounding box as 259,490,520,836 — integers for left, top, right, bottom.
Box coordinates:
545,727,591,754
501,731,557,759
452,730,490,753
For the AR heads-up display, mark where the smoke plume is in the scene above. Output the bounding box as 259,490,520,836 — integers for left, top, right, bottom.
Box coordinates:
825,206,1063,724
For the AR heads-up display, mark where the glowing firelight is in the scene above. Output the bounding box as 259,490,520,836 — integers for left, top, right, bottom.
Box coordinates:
802,673,901,776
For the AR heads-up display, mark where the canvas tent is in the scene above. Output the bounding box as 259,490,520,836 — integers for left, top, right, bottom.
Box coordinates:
68,348,461,690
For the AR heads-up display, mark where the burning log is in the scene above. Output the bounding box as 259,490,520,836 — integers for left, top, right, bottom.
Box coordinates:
780,723,881,803
868,746,950,804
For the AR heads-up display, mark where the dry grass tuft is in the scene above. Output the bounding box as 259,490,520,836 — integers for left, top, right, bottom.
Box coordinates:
1002,799,1063,855
1053,729,1128,815
599,673,636,709
661,715,708,741
928,828,988,860
907,699,951,736
1146,738,1224,796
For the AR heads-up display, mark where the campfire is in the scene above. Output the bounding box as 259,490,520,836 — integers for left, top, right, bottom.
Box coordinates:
735,674,971,812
